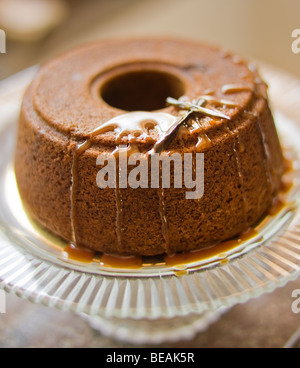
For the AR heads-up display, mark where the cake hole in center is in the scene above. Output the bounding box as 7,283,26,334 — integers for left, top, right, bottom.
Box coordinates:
100,70,185,112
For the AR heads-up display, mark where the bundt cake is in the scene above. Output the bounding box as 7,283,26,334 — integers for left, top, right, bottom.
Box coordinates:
15,38,284,256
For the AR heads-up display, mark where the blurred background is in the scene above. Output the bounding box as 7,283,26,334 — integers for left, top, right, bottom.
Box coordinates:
0,0,299,80
0,0,300,349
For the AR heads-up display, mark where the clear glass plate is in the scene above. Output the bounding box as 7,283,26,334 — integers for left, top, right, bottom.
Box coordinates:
0,68,300,338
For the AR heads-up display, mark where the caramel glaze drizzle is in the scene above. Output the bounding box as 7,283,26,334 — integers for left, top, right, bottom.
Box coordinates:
158,173,170,252
222,82,275,229
222,84,254,94
68,82,273,269
65,170,294,270
256,117,275,195
70,113,178,251
225,123,249,227
70,94,238,253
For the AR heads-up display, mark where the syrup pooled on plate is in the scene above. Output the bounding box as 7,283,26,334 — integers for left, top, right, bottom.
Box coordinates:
63,243,95,263
164,228,259,268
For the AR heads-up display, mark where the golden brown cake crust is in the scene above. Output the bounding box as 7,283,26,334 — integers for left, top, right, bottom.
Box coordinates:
15,38,284,256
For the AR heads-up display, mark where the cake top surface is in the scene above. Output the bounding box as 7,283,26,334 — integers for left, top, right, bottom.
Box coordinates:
29,38,264,147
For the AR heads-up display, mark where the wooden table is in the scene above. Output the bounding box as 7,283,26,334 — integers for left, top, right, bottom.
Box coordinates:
0,279,299,348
